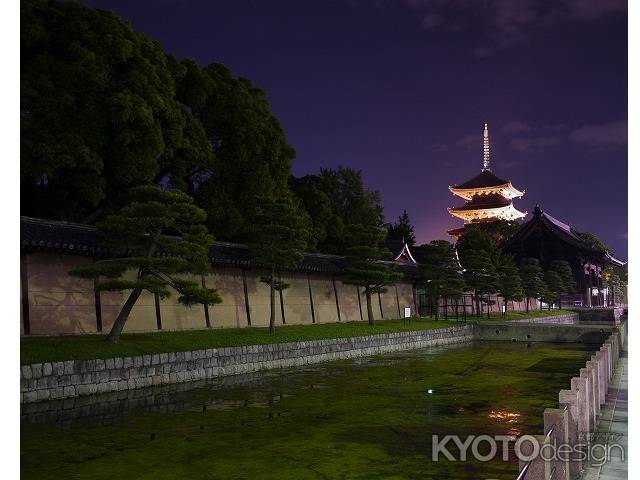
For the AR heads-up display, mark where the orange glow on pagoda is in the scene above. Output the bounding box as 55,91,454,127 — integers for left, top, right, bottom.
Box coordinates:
447,123,526,237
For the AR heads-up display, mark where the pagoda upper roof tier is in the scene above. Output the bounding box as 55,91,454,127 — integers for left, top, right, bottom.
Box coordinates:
449,170,524,200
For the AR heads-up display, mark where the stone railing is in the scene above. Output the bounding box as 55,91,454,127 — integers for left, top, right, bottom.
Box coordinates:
516,320,627,480
21,325,474,403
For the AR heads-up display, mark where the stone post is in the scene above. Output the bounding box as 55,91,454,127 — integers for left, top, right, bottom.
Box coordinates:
559,390,581,477
517,434,551,480
594,351,607,404
585,361,600,417
571,375,590,431
544,408,570,480
600,344,612,380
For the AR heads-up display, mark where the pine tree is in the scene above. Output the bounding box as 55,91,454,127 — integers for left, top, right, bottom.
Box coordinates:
387,210,416,247
417,240,465,320
550,260,576,309
343,224,402,325
250,195,309,334
543,270,564,310
492,251,524,314
457,229,499,317
70,186,221,343
519,258,546,312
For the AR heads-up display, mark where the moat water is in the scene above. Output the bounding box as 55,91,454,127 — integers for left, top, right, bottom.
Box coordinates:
21,340,595,479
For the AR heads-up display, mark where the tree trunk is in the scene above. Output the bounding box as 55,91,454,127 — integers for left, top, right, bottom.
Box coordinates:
526,296,530,313
435,296,439,320
365,290,375,326
475,289,480,317
106,288,143,343
269,269,276,334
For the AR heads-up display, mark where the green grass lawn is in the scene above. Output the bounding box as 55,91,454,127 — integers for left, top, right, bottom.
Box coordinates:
21,318,459,365
21,309,574,365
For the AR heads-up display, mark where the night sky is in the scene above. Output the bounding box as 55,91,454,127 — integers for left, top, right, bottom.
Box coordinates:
81,0,628,259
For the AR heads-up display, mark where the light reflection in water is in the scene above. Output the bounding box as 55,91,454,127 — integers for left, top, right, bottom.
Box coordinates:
489,409,522,436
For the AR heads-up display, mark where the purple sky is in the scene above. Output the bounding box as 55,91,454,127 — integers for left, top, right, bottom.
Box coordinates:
81,0,628,259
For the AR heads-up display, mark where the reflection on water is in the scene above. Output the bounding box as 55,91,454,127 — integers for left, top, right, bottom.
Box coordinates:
21,340,595,480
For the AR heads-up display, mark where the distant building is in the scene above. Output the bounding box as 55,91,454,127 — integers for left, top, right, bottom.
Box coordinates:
447,123,525,237
503,206,625,307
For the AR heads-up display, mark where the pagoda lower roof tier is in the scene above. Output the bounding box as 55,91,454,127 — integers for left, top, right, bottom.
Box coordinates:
451,192,511,209
448,203,527,222
449,170,524,200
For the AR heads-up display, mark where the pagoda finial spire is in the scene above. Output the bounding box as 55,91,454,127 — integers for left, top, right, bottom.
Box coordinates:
482,122,490,171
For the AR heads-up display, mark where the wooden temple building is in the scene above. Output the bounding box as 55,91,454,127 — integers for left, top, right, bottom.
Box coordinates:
447,123,526,237
503,206,625,307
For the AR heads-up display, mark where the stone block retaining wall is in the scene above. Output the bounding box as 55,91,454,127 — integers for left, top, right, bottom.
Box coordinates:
21,325,474,404
508,313,578,325
516,320,627,480
576,307,625,325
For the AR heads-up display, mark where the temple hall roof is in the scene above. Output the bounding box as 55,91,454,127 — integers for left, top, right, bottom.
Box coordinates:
503,206,625,267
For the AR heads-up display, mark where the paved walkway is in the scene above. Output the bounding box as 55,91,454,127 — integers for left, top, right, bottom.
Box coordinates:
580,344,628,480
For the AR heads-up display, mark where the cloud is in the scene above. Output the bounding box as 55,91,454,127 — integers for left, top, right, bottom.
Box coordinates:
456,133,480,150
500,121,532,135
568,120,627,149
421,13,444,31
509,136,562,152
563,0,627,21
352,0,626,56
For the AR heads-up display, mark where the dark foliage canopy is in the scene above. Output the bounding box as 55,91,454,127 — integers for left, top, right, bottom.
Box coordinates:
519,258,546,300
290,167,385,254
416,240,465,299
21,0,212,221
457,229,499,296
343,224,401,294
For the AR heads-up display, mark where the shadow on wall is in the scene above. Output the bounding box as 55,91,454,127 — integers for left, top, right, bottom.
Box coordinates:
206,267,248,329
26,253,97,335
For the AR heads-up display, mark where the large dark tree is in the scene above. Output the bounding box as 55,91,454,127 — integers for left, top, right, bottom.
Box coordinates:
343,225,401,325
175,60,296,242
70,186,221,343
288,175,333,251
250,195,309,333
457,229,499,316
519,258,546,312
291,167,385,254
416,240,465,320
570,227,610,253
21,0,212,221
387,210,416,247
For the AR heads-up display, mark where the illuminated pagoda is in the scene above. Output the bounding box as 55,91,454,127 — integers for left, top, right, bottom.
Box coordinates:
447,123,526,237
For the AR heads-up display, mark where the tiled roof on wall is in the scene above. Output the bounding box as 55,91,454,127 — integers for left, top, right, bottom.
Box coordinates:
20,216,418,277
